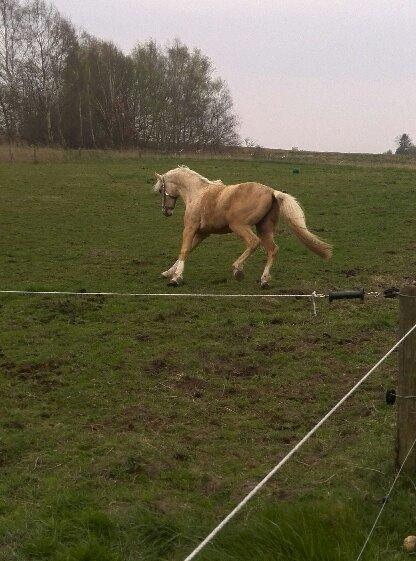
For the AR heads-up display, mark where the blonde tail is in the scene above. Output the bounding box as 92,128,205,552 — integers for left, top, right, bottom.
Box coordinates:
273,190,332,260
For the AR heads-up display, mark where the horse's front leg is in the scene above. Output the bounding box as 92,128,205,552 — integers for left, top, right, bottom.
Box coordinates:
161,260,180,279
161,232,207,279
168,225,199,286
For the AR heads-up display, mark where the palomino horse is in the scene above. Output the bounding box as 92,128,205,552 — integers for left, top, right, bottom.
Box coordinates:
154,166,332,287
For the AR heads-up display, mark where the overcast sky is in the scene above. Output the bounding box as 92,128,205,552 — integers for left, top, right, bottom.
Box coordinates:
53,0,416,153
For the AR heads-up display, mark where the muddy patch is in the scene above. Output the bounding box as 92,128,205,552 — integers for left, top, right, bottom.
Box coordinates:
119,404,168,432
144,357,171,375
173,375,207,398
132,259,151,267
341,268,360,278
154,308,187,322
37,297,105,324
1,358,68,389
203,355,262,378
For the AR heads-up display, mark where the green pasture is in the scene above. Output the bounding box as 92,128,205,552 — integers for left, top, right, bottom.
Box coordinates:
0,156,415,560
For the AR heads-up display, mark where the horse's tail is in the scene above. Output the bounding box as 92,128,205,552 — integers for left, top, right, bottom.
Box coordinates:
273,190,332,260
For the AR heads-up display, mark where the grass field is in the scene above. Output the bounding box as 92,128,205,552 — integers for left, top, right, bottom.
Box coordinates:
0,155,415,560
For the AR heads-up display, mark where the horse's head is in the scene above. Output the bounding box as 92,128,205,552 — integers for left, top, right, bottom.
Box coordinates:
154,172,179,217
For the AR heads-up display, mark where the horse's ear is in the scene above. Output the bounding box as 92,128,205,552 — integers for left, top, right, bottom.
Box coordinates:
154,172,162,180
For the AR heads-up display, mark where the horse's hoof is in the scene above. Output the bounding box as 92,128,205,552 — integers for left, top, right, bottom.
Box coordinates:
260,280,270,290
233,268,244,281
168,277,183,286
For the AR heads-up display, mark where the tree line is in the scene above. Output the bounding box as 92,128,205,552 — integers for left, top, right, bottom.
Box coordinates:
0,0,240,149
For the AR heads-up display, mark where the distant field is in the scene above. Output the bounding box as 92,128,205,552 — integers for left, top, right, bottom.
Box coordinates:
3,142,416,168
0,156,415,561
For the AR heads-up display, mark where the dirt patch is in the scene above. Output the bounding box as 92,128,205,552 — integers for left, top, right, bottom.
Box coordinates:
203,356,262,378
202,475,224,495
87,249,120,259
100,455,172,481
144,357,170,375
255,341,277,353
1,358,68,389
270,317,284,325
0,450,9,467
119,404,169,432
371,274,402,287
255,336,300,354
154,308,186,322
211,277,228,285
341,268,360,278
133,331,151,342
38,297,105,324
174,375,207,393
132,259,151,267
173,451,189,462
230,324,255,341
299,331,371,352
3,420,25,430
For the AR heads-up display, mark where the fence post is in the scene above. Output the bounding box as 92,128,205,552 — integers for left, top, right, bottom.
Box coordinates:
396,285,416,472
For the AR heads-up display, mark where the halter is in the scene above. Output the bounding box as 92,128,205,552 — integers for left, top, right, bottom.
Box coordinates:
161,175,178,214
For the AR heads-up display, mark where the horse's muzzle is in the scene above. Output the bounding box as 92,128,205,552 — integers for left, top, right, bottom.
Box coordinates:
163,209,173,217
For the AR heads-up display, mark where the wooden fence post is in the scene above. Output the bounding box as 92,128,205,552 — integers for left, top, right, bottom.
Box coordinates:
396,285,416,473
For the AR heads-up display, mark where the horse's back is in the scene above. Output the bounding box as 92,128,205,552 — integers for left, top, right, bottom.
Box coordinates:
199,182,274,232
220,182,274,225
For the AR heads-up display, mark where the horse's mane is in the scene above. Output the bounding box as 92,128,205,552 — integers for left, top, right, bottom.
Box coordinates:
169,166,223,186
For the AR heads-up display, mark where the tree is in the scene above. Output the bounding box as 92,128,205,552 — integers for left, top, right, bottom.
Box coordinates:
131,40,167,147
395,133,416,155
77,36,134,148
21,0,76,144
130,39,239,149
0,0,27,143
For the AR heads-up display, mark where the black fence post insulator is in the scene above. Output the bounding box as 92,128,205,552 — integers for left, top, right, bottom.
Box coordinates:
386,389,396,405
384,287,400,299
328,289,365,303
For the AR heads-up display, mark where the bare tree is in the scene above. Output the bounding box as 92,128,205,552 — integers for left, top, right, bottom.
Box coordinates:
79,36,134,148
0,0,27,143
131,40,167,147
21,0,75,144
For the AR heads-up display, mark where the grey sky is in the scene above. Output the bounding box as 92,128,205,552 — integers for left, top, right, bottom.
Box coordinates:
53,0,416,153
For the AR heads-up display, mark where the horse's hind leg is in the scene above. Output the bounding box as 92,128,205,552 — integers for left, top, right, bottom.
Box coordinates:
256,203,279,288
229,224,261,280
257,231,278,288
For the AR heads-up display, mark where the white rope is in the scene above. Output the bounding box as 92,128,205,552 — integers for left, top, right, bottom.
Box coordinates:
0,290,326,299
355,433,416,561
183,321,416,561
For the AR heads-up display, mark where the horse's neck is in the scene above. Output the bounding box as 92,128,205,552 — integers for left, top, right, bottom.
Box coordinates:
177,177,206,205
